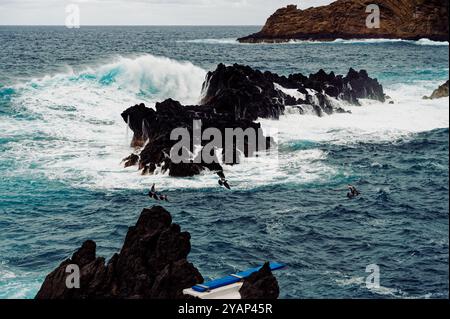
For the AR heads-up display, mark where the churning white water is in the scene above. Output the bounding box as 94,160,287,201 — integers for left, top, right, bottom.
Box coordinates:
2,54,448,191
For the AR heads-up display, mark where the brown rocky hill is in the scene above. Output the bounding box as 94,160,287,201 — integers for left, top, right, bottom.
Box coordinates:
238,0,449,43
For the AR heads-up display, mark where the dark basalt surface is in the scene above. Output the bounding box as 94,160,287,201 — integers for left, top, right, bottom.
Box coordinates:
201,63,385,117
239,262,280,299
35,206,280,299
121,63,385,177
121,98,271,178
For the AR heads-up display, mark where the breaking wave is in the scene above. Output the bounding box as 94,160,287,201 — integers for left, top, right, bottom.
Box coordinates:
1,55,448,192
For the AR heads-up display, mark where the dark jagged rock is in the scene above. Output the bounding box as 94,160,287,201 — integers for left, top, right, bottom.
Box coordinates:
423,80,449,99
122,97,271,177
122,153,139,168
201,64,384,118
35,206,281,299
122,103,155,148
35,206,203,299
201,63,289,121
239,262,280,299
121,64,384,177
238,1,449,43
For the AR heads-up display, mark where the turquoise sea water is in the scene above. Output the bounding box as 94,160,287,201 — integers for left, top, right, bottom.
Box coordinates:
0,26,448,299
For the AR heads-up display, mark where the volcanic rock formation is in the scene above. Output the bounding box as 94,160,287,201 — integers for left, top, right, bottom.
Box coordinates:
239,262,280,299
35,206,280,299
121,63,385,177
238,1,449,43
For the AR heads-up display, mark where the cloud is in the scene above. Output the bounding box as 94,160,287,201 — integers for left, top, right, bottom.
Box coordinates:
0,0,335,25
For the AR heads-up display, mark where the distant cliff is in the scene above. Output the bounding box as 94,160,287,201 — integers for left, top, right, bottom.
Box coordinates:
238,0,449,43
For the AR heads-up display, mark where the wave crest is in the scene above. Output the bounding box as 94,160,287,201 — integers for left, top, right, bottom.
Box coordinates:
44,54,207,104
1,54,207,190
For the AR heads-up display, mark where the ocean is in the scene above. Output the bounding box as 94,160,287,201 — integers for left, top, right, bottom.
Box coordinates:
0,26,448,299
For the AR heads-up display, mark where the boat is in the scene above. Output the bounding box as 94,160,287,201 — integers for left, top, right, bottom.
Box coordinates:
183,262,286,299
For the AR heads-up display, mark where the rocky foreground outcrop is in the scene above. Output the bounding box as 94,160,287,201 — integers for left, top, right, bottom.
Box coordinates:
423,80,449,99
239,262,280,299
122,63,385,177
238,1,449,43
35,206,279,299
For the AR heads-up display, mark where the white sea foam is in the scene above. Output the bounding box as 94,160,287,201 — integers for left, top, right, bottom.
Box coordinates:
177,38,239,44
260,81,449,145
332,270,444,298
2,54,448,191
285,38,449,46
3,54,207,190
0,265,40,299
274,83,306,100
335,276,365,286
332,38,449,46
333,273,408,298
414,38,450,46
180,38,449,46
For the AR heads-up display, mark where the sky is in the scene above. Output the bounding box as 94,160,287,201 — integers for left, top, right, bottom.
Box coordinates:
0,0,335,25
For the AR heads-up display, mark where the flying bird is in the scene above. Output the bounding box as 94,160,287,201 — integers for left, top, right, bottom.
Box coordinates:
217,172,231,190
148,184,169,201
148,184,157,198
223,180,231,190
347,185,361,199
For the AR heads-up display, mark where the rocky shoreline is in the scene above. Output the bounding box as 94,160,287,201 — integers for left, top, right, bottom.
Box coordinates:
34,64,386,299
238,1,449,43
35,206,279,299
121,63,385,178
423,80,449,100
